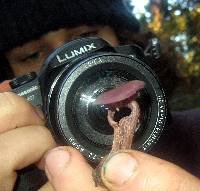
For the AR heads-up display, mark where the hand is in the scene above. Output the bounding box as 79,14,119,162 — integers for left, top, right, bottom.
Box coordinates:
0,92,56,191
42,146,200,191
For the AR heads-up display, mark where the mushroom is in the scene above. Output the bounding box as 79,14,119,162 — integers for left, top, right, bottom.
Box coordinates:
93,80,145,187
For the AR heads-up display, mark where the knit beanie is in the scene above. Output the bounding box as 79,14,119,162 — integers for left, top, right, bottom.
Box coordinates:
0,0,140,54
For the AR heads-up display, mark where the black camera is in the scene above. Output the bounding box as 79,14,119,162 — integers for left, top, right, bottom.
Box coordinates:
11,37,167,190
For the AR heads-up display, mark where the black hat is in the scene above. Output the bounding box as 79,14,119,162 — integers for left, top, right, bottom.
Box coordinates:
0,0,140,53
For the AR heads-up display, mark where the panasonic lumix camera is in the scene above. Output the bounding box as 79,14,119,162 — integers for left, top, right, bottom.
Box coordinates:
11,37,167,190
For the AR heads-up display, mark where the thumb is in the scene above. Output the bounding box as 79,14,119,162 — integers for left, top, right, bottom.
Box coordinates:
44,146,106,191
99,150,200,191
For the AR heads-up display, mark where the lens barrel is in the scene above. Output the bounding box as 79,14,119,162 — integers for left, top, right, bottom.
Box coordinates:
46,53,167,163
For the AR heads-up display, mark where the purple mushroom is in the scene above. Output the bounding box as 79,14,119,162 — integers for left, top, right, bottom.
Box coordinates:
95,80,145,110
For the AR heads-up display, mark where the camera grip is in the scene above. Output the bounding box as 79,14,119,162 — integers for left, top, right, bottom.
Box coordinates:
14,165,47,191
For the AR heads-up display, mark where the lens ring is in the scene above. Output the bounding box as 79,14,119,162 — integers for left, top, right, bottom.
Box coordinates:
51,54,167,163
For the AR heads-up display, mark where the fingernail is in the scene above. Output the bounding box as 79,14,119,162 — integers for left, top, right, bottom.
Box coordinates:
45,147,71,178
35,107,45,120
102,152,137,186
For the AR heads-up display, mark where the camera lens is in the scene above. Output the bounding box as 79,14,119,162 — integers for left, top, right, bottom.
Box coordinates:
47,54,167,163
88,103,113,135
73,70,128,147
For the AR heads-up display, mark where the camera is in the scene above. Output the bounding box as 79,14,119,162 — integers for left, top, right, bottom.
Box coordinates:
11,37,167,190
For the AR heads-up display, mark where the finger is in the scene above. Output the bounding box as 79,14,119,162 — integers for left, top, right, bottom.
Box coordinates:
44,146,107,191
0,125,56,191
0,92,44,133
100,150,200,191
0,80,11,92
38,182,54,191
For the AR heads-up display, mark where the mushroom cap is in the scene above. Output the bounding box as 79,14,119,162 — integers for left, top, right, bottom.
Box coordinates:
95,80,145,109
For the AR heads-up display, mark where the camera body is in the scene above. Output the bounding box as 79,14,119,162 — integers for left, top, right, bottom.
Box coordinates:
11,37,167,190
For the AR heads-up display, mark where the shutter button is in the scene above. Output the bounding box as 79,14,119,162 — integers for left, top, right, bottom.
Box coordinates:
9,72,37,89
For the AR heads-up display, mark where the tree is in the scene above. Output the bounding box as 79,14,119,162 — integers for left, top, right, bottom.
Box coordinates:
147,0,200,77
138,0,200,109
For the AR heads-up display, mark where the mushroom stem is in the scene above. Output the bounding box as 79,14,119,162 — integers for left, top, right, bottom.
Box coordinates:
108,100,140,153
93,100,141,188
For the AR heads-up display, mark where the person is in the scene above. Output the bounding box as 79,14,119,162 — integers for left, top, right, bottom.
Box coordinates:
0,0,199,191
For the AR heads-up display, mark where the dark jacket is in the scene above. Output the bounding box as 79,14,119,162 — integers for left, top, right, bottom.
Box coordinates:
151,108,200,178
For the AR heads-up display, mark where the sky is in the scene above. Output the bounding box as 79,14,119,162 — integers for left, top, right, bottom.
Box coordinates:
130,0,149,18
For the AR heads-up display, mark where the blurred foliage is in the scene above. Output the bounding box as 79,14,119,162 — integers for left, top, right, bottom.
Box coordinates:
137,0,200,110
